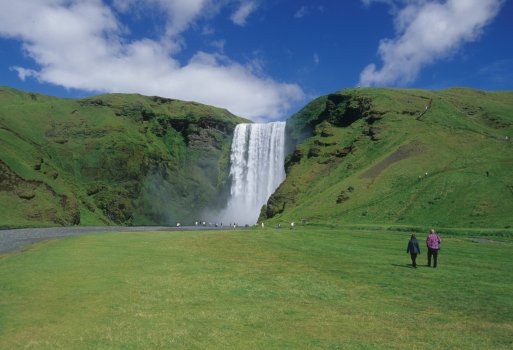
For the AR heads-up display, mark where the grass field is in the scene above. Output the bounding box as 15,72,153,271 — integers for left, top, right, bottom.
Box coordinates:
1,226,512,349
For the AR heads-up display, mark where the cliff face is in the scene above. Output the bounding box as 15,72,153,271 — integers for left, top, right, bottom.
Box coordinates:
263,88,513,229
0,87,248,228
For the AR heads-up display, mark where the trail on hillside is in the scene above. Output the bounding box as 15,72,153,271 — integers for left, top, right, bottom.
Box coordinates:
341,158,513,218
359,143,423,181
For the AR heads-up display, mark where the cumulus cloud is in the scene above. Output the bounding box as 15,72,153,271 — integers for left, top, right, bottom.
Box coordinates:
230,1,257,26
293,5,324,19
0,0,303,121
113,0,214,38
359,0,503,87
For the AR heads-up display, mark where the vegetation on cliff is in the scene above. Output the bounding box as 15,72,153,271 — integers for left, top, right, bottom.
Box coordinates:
0,87,248,228
262,87,513,229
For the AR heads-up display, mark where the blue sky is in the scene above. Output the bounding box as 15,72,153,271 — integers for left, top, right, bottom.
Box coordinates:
0,0,511,121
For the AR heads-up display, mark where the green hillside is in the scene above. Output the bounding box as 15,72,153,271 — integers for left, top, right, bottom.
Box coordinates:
262,87,513,229
0,87,248,228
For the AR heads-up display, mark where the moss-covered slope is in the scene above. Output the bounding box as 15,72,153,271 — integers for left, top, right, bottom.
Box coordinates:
0,87,248,228
262,87,513,229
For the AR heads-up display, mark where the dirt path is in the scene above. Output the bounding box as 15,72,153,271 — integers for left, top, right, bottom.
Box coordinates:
360,143,423,181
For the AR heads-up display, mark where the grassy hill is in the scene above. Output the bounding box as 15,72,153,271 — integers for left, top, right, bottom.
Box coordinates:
3,86,512,229
0,87,248,228
262,87,513,229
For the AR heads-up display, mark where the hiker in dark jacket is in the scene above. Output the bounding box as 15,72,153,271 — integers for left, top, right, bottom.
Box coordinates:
406,234,421,268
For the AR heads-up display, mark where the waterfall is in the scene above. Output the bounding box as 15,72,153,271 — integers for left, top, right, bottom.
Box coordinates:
221,122,286,225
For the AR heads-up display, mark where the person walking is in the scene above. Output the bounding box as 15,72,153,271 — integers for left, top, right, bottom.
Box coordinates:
406,234,421,268
426,229,441,268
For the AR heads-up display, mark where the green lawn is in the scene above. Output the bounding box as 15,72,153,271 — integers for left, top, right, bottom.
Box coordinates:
1,227,512,349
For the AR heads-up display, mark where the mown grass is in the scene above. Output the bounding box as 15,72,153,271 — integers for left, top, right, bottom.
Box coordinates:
1,227,512,349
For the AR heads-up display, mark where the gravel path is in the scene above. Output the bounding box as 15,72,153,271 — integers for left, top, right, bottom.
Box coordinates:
0,226,238,254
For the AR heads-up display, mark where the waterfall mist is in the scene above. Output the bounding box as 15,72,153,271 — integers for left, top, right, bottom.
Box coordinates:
219,122,286,225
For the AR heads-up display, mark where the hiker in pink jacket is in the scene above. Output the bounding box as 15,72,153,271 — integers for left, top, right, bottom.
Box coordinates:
426,229,441,268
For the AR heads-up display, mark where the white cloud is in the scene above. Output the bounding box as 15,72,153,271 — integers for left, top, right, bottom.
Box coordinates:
361,0,398,9
294,6,308,19
359,0,503,87
0,0,303,121
113,0,212,38
313,53,320,65
294,5,325,19
10,67,38,81
231,1,257,26
210,39,226,51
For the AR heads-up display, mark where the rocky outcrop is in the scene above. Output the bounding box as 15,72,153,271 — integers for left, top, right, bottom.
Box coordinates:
0,160,80,226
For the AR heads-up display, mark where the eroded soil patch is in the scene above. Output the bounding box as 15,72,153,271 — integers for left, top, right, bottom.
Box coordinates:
360,143,423,180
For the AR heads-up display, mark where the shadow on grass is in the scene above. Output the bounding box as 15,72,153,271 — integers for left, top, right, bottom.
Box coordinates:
391,263,416,269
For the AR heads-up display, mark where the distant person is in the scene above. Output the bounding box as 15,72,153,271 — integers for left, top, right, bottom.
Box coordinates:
426,229,441,268
261,222,265,229
290,222,295,230
406,234,421,268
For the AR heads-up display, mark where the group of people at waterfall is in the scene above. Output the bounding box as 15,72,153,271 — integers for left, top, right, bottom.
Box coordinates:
260,222,295,229
406,229,442,268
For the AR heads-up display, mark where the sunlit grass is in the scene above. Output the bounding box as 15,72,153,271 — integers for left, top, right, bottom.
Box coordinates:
1,227,512,349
